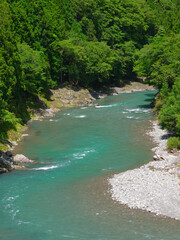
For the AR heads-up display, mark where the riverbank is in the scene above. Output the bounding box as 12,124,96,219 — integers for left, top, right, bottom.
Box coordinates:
0,81,155,151
30,82,156,120
0,81,156,173
109,120,180,220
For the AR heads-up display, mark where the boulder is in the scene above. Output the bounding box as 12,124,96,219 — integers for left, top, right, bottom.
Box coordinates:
153,154,164,161
153,155,159,161
14,154,34,163
0,152,33,173
0,151,14,173
0,167,9,173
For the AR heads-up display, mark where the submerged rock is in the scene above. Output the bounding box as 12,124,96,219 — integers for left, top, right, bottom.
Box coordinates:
13,165,28,170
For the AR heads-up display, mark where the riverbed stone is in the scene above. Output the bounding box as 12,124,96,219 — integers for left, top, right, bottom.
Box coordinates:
14,154,34,163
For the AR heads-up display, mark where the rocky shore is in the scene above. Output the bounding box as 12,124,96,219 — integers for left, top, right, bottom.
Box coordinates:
0,152,33,173
30,82,156,120
109,121,180,220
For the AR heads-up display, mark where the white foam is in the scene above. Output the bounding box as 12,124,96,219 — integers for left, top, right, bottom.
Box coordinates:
74,115,86,118
32,161,71,171
126,116,134,119
7,196,19,201
64,113,71,116
18,220,32,225
12,209,20,220
74,153,86,157
84,149,95,153
142,109,151,113
33,165,59,171
127,108,140,112
73,153,86,159
81,107,87,109
125,108,151,113
73,149,95,159
126,116,140,119
49,119,59,122
95,105,113,108
74,157,84,159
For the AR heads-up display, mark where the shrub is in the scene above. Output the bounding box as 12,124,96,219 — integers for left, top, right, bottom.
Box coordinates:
167,137,180,150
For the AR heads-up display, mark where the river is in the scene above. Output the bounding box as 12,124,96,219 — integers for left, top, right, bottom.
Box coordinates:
0,91,180,240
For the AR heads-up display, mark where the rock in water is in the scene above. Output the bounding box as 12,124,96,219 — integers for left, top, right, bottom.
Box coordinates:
0,151,14,173
14,154,34,163
0,152,34,173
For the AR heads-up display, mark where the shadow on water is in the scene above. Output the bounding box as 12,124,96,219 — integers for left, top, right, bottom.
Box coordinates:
144,92,158,98
138,104,153,109
137,91,157,109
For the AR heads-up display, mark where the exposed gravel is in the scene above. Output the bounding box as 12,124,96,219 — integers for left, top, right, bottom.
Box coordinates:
109,121,180,220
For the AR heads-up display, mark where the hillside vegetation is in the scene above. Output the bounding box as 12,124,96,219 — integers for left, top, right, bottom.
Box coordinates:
0,0,179,148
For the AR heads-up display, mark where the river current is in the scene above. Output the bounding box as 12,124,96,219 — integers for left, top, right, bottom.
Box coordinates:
1,91,180,240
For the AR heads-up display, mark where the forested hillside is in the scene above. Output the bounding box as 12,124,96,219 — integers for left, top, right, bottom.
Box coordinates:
134,0,180,149
0,0,179,149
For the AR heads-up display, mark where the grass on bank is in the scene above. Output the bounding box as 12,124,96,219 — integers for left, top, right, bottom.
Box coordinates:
0,123,25,152
167,137,180,151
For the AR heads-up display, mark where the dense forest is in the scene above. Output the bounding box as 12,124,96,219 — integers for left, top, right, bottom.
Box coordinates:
0,0,179,149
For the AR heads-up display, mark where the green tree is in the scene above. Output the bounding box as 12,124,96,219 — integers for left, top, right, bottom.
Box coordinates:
18,43,54,94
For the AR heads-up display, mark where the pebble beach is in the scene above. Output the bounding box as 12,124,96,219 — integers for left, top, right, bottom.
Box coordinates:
109,121,180,220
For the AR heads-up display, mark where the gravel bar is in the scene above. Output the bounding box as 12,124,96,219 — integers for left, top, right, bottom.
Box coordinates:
109,121,180,220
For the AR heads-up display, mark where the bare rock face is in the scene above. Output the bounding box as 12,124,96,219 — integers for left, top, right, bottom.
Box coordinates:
14,154,34,163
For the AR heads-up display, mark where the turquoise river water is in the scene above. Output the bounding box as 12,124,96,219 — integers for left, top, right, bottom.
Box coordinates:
1,91,180,240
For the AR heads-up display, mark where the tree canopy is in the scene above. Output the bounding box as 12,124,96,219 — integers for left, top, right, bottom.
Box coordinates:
0,0,179,145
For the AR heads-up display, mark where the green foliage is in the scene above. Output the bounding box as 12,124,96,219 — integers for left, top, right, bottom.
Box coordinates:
83,41,119,86
8,0,73,49
134,34,180,89
18,43,55,94
72,0,156,47
167,137,180,150
0,1,22,103
146,0,180,33
51,39,122,87
0,1,22,140
3,0,158,89
71,0,156,79
0,110,18,137
0,0,179,144
158,79,180,135
134,32,180,138
133,0,180,138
